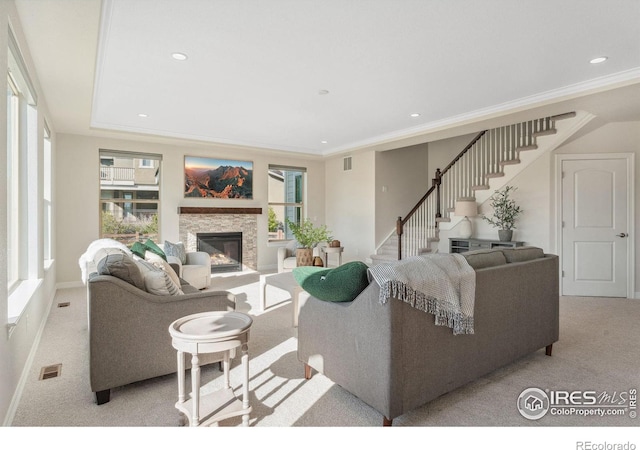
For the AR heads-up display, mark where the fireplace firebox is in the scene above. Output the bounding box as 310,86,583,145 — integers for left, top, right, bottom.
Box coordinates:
196,232,242,273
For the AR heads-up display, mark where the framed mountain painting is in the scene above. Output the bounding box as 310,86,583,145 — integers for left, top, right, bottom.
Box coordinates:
184,156,253,199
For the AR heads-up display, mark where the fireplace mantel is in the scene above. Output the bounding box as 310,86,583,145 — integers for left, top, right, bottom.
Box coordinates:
178,207,262,215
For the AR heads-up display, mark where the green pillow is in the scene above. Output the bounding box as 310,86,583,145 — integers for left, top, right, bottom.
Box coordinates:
130,242,147,259
293,261,370,302
143,239,167,261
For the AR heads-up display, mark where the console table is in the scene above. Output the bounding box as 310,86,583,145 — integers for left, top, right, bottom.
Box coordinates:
449,237,524,253
169,311,253,426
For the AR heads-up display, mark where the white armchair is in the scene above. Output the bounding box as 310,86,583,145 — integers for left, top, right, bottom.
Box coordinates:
167,251,211,290
277,240,323,273
277,243,298,273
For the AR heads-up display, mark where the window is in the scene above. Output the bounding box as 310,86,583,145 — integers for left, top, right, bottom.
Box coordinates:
5,27,43,324
43,123,52,262
99,150,161,246
7,76,19,289
6,29,38,295
268,165,306,241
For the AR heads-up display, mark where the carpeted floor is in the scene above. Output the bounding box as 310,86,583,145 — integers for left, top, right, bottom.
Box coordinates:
8,270,640,444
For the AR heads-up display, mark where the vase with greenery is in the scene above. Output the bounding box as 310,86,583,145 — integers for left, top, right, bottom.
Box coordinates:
286,218,332,266
481,185,523,241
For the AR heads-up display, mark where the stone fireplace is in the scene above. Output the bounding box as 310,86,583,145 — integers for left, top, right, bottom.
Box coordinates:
178,207,260,272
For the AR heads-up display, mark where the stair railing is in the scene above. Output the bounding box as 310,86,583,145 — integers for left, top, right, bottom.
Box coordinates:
395,114,567,260
395,131,484,259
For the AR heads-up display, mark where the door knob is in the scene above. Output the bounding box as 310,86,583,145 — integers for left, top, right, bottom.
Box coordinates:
617,233,628,238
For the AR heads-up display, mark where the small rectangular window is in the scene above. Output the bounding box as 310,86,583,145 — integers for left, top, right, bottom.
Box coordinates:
99,150,161,246
268,165,306,241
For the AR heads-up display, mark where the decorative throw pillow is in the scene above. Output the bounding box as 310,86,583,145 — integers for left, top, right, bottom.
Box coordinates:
143,269,184,296
150,256,182,289
502,246,545,263
130,242,148,259
286,239,299,255
293,261,370,302
133,256,159,278
144,250,164,264
90,247,128,272
164,240,187,264
462,249,507,270
97,253,145,290
143,239,167,261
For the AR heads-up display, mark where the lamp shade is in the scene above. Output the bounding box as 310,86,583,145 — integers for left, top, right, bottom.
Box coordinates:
454,198,478,217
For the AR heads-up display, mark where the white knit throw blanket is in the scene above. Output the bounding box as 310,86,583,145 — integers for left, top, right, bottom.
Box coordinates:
368,253,476,335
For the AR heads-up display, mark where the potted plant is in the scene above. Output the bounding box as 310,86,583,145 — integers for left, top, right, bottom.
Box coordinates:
286,218,332,266
482,185,523,241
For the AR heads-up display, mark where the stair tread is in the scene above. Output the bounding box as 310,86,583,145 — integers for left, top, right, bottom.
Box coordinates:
532,128,557,137
471,185,490,190
485,172,505,178
516,144,538,151
370,254,398,262
551,111,576,121
500,159,521,166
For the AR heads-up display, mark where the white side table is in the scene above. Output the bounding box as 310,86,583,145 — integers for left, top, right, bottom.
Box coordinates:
321,246,344,268
169,311,253,426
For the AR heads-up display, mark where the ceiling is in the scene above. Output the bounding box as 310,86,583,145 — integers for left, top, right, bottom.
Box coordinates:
13,0,640,156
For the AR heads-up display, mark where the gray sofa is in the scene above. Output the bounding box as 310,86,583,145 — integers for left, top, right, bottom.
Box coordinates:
86,253,235,405
297,247,559,425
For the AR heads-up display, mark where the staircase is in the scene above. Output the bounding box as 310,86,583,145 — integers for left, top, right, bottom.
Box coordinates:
370,110,594,263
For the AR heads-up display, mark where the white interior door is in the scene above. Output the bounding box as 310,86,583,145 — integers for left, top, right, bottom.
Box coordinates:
561,158,629,297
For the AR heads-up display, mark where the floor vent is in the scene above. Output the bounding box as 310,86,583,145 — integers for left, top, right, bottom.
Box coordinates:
57,302,70,308
39,364,62,380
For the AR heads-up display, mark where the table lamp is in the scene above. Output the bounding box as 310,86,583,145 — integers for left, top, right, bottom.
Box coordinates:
454,198,478,239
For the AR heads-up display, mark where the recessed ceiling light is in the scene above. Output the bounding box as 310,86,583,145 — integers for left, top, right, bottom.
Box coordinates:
138,113,148,118
410,113,421,118
172,52,188,61
590,56,608,64
318,89,329,95
321,140,328,144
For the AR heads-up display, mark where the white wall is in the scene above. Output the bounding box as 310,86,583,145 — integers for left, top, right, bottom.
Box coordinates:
325,151,376,262
55,133,326,283
374,143,429,245
1,1,58,426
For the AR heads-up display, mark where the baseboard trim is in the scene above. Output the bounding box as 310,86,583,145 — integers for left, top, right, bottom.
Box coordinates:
56,281,84,290
258,263,278,272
